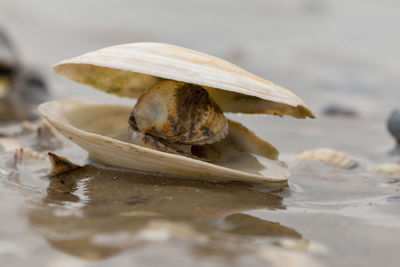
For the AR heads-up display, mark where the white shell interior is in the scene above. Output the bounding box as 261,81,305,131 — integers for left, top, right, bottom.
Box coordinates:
39,99,289,184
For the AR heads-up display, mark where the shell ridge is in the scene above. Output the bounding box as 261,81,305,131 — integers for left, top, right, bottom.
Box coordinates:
56,60,304,110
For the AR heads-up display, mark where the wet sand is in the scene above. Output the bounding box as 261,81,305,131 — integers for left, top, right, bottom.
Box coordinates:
1,1,400,266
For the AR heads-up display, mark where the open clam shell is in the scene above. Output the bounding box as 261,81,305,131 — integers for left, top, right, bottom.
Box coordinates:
39,99,289,184
52,42,314,119
39,42,315,184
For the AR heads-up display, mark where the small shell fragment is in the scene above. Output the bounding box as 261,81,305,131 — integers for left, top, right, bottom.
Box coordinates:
47,152,80,176
368,163,400,176
294,148,358,169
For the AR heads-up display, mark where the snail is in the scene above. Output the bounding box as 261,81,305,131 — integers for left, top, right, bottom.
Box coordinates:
39,43,314,184
128,80,228,155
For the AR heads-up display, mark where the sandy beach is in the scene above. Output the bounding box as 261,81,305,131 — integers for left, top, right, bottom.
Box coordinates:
1,1,400,266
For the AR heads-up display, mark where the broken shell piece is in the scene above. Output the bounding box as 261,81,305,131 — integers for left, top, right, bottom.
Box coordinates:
295,148,357,169
39,43,315,183
368,163,400,176
48,152,80,176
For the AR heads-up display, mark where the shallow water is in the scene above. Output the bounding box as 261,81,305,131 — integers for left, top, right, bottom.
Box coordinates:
1,0,400,266
1,118,399,267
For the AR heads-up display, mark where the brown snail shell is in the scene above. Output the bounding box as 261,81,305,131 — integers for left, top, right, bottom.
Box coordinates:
133,80,228,145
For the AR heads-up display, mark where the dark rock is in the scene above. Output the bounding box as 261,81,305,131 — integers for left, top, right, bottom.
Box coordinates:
0,28,49,122
388,110,400,154
323,104,358,117
388,110,400,141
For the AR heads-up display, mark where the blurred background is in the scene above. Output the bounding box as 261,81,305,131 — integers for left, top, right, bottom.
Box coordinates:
1,0,400,152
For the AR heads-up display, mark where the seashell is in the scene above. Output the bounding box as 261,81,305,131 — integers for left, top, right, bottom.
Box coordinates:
47,152,80,176
40,99,288,183
51,43,314,118
39,43,315,184
368,163,400,176
294,148,357,169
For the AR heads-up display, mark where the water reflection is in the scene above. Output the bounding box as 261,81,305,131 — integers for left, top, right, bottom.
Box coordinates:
28,165,302,261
